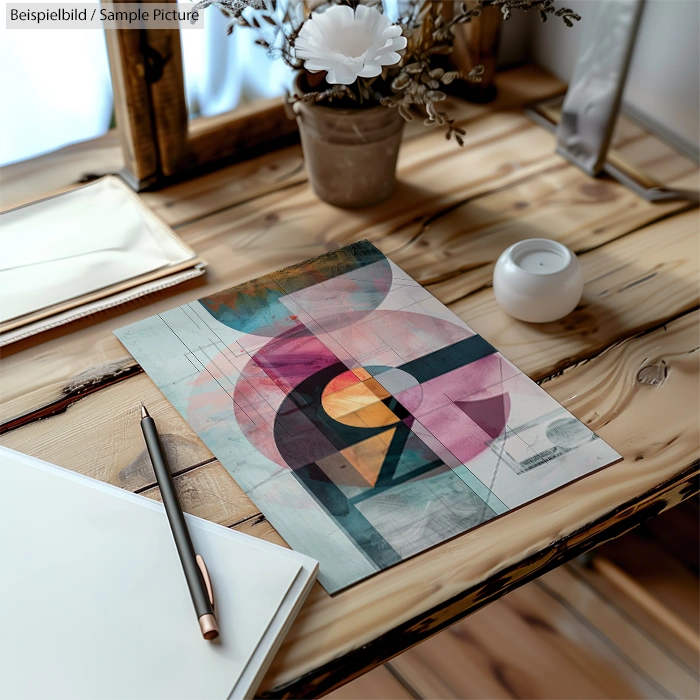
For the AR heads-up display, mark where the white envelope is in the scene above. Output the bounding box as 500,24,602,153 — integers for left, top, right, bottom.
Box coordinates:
0,176,199,324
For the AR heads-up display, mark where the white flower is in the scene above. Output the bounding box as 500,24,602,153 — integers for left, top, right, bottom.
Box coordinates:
294,4,407,85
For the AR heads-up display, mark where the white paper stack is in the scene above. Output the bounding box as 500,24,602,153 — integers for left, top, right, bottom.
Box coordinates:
0,447,318,700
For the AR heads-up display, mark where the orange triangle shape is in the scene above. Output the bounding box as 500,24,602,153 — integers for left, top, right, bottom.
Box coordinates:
340,428,396,487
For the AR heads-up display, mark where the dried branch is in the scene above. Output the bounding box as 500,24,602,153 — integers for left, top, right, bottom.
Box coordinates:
194,0,581,142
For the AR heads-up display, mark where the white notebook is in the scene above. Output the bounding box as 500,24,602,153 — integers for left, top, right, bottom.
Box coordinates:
0,447,318,700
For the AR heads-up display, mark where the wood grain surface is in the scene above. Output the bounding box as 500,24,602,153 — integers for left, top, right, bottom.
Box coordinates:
570,497,700,676
0,65,697,698
594,533,699,631
327,665,413,700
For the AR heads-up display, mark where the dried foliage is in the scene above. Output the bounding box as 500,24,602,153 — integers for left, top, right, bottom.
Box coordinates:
193,0,580,143
491,0,581,26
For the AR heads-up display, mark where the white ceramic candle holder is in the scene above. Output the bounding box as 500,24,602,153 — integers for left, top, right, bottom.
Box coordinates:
493,238,584,323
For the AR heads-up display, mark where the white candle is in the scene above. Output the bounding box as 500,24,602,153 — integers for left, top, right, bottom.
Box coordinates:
493,239,584,323
513,248,568,274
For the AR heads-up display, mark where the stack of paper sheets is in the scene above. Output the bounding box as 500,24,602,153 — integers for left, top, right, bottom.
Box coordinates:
0,447,318,700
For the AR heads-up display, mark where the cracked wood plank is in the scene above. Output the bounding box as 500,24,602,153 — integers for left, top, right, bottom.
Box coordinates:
0,110,569,422
1,142,694,426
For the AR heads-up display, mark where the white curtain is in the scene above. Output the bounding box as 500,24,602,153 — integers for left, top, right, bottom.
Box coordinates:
0,2,289,166
180,9,291,117
0,1,114,166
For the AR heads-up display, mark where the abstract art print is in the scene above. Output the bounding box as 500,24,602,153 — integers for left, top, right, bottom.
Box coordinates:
115,241,621,593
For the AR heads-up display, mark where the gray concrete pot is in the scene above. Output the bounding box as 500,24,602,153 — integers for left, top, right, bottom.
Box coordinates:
292,97,404,209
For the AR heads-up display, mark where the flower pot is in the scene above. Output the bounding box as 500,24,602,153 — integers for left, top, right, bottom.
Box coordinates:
293,100,404,208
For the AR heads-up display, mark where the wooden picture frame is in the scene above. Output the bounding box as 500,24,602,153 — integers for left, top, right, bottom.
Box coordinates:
451,4,502,103
103,0,297,189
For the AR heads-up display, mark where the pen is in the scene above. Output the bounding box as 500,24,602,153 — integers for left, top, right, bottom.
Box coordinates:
140,403,219,640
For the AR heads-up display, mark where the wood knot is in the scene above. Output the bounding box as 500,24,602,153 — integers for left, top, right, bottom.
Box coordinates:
558,308,598,336
636,360,667,386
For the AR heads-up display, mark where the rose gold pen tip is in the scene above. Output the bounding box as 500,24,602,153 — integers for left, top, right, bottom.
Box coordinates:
140,403,149,419
199,614,219,640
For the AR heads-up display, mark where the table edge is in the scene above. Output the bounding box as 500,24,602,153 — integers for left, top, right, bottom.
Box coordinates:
259,462,699,698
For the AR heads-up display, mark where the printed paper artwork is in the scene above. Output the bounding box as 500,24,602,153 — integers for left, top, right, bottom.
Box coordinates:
115,241,620,593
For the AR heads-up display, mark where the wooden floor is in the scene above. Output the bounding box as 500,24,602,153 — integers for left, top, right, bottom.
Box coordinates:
331,584,698,700
329,499,699,700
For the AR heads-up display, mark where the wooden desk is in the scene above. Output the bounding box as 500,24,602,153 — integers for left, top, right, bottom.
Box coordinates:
1,66,698,698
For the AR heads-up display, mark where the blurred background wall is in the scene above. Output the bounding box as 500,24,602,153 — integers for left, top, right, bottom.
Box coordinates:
1,0,698,166
502,0,700,159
